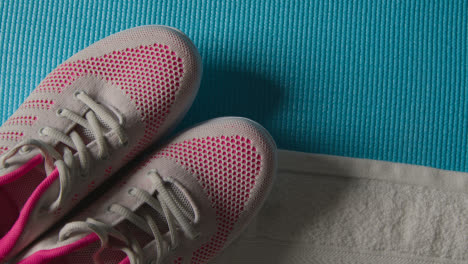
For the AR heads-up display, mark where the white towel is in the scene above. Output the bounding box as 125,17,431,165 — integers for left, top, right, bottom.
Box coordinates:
213,150,468,264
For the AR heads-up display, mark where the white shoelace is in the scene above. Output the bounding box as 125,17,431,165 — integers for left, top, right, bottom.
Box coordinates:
58,170,200,264
0,91,128,211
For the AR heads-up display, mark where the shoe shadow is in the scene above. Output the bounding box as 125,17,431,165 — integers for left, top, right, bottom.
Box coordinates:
211,152,355,264
177,65,353,263
178,63,284,135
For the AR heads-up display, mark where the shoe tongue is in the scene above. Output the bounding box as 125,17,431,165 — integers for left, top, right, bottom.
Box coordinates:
115,182,195,249
54,106,119,156
167,182,196,220
71,108,115,146
73,125,100,146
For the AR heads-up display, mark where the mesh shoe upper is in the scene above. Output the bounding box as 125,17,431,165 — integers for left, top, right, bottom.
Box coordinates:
0,25,202,261
16,117,277,264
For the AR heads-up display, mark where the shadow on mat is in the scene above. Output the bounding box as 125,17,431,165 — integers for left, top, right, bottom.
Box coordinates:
179,63,284,133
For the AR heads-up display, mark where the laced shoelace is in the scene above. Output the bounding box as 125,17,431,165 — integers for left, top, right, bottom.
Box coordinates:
0,91,128,211
58,170,200,264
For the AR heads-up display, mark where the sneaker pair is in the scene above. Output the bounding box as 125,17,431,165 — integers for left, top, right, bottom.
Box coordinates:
0,26,277,264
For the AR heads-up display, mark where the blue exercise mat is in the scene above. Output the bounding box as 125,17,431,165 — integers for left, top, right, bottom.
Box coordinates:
0,0,466,171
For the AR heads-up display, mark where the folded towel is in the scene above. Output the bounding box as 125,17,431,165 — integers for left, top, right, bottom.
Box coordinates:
213,150,468,264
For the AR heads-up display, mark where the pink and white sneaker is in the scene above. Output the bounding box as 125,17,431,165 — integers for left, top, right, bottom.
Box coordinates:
15,117,277,264
0,26,202,261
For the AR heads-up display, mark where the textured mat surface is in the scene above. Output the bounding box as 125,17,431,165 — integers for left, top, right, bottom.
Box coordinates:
0,0,467,171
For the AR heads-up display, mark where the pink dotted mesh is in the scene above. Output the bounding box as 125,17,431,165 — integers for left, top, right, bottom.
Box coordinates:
174,257,183,264
20,99,54,110
87,181,96,193
104,166,113,178
32,43,183,161
0,146,8,155
3,116,38,127
154,135,262,264
0,131,24,141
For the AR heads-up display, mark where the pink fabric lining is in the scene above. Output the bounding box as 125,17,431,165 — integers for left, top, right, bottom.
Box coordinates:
0,154,45,237
0,167,59,260
0,188,18,236
0,154,43,186
18,234,99,264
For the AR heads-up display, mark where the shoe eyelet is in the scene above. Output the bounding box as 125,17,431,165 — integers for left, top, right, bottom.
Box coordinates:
118,116,126,126
147,169,158,176
128,188,135,195
61,233,70,241
56,108,64,116
19,146,32,155
73,91,83,99
38,128,46,136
